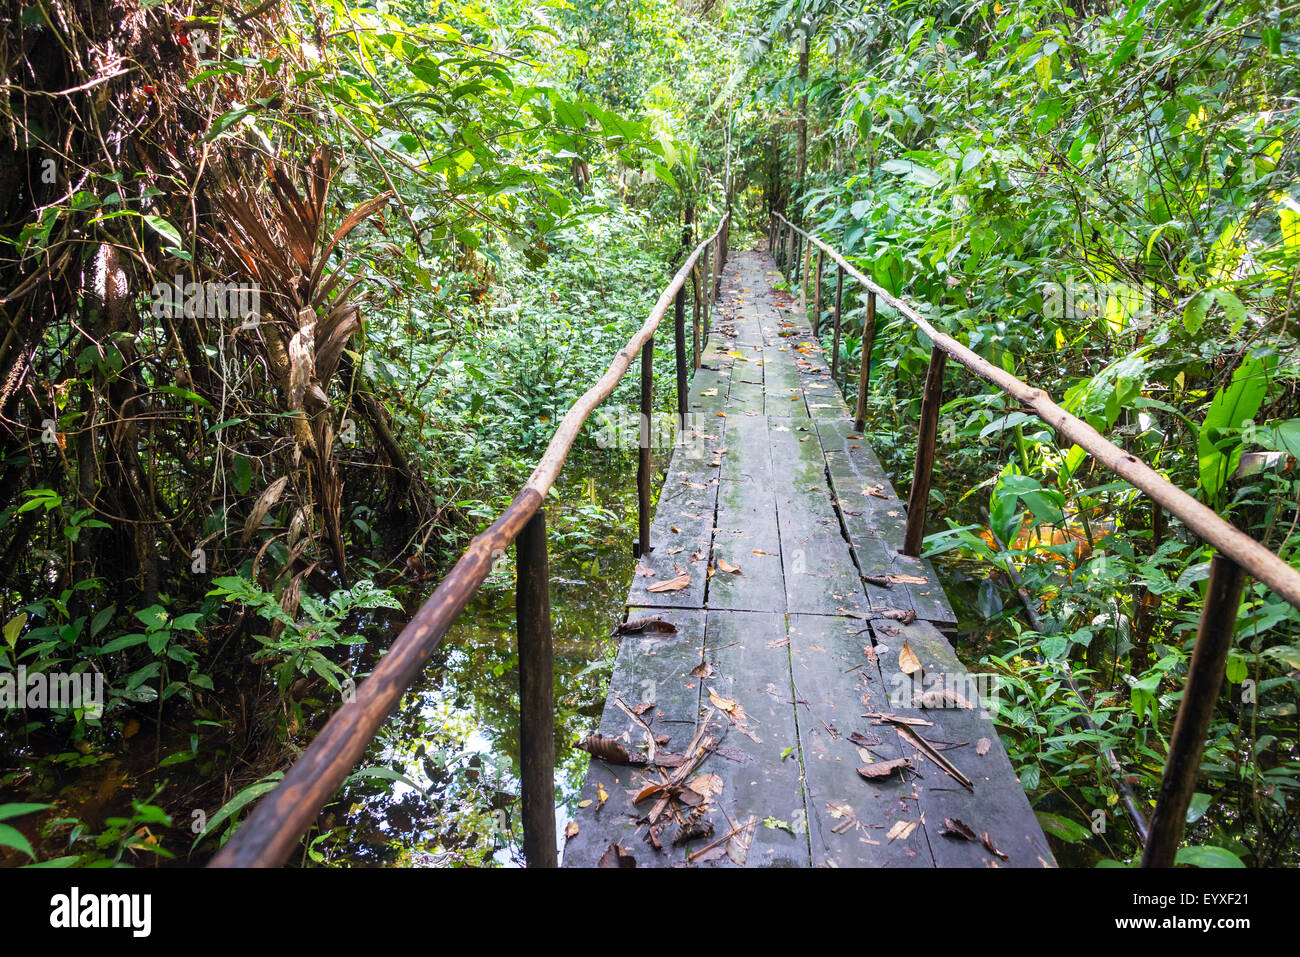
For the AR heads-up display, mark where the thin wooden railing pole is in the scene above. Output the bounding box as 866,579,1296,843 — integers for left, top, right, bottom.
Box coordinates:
812,249,824,337
903,346,946,557
832,264,844,381
674,283,688,419
516,507,556,868
1142,554,1246,867
636,333,654,558
853,289,876,432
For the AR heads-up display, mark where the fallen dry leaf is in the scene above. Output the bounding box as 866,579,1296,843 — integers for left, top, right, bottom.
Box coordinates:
914,687,974,710
564,821,580,840
856,758,910,781
940,818,977,841
707,688,736,713
576,734,639,765
597,841,636,868
880,608,917,624
899,641,922,675
716,558,743,575
976,737,992,756
982,832,1010,861
647,573,691,593
691,661,715,678
611,615,678,637
688,773,724,801
888,573,929,585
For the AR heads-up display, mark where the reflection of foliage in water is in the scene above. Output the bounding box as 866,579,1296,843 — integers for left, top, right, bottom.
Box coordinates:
313,463,649,866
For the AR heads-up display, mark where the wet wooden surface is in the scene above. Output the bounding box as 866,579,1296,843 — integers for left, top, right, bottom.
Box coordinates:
564,250,1052,868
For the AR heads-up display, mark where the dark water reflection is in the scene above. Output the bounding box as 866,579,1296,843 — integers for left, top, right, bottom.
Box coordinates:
318,459,661,866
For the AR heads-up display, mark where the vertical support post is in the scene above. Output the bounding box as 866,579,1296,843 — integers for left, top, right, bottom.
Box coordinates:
711,235,721,313
517,508,556,868
812,249,824,337
635,335,653,559
693,253,703,370
674,281,688,419
832,264,844,381
786,224,795,279
800,236,811,318
853,290,877,432
1142,554,1246,867
903,346,946,557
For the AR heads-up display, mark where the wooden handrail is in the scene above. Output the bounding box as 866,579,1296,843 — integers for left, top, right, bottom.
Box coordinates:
773,212,1300,612
210,213,729,868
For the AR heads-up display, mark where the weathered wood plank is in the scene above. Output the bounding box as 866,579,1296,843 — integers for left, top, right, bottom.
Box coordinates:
868,618,1056,868
563,608,706,867
709,414,786,613
768,418,870,617
687,609,808,867
788,613,933,866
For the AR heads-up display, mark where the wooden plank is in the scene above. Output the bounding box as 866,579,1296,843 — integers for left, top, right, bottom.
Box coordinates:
788,613,934,867
625,426,722,610
687,610,809,867
709,414,786,613
868,618,1056,868
768,417,870,617
563,607,706,867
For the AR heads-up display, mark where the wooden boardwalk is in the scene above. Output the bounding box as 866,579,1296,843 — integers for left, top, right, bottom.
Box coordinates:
563,250,1054,868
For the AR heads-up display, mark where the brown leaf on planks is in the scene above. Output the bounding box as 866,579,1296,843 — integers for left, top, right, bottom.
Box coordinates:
598,842,636,868
848,730,881,748
914,687,974,710
576,734,643,765
612,614,678,637
888,573,929,585
672,817,714,846
632,702,654,716
856,757,910,781
881,608,917,624
982,832,1010,861
715,558,743,575
861,485,888,498
863,574,892,588
647,573,691,593
691,661,715,678
564,821,580,840
940,818,977,841
634,564,655,578
688,773,724,802
899,641,922,675
976,737,992,756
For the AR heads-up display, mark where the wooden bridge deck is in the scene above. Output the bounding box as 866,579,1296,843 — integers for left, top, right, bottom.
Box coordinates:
562,250,1055,868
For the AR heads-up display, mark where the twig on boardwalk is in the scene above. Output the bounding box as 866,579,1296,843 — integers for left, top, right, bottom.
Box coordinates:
687,816,756,863
615,695,656,764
